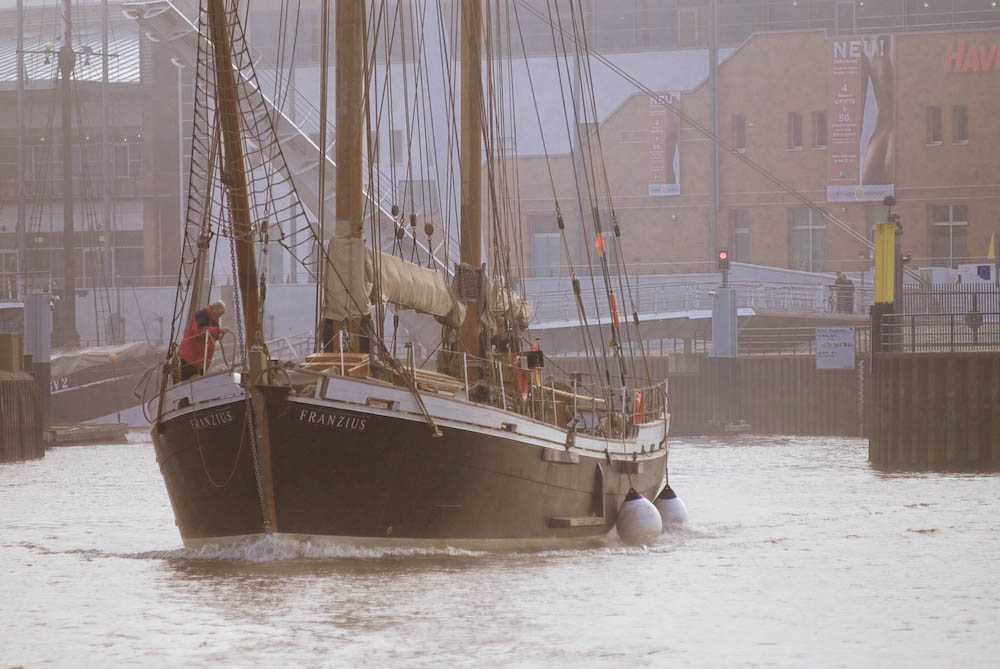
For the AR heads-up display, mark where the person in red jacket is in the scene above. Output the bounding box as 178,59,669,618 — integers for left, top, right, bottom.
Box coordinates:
178,300,229,380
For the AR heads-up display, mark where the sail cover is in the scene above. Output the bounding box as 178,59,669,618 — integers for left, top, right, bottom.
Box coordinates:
373,252,466,329
323,237,372,322
482,274,533,330
323,237,465,329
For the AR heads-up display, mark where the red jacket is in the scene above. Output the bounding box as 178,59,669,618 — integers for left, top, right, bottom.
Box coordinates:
178,305,224,369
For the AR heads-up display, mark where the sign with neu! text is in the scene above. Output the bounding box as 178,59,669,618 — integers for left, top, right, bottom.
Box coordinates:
816,326,855,370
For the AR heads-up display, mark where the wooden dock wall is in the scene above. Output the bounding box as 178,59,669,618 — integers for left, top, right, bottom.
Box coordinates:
551,355,864,437
0,372,45,463
737,357,862,437
869,352,1000,470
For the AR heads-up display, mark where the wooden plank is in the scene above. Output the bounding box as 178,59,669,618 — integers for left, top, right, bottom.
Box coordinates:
946,356,959,467
967,356,980,466
881,358,892,465
549,515,606,528
927,357,941,468
993,357,1000,470
891,358,901,463
616,460,644,474
541,449,579,464
912,357,927,469
901,358,913,467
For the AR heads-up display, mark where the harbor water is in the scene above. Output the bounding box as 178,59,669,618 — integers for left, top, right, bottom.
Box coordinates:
1,433,998,667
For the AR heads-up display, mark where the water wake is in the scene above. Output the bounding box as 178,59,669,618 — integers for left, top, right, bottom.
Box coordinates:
125,534,488,562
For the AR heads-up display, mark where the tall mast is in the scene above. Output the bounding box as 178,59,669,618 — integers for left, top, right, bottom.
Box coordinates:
333,0,364,350
16,0,25,301
206,0,260,349
55,0,79,348
101,0,114,308
314,0,329,352
459,0,482,358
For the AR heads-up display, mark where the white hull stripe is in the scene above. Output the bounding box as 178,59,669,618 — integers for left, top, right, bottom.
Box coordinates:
157,371,668,460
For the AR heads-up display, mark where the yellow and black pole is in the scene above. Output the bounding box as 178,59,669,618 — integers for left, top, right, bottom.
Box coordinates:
871,197,902,352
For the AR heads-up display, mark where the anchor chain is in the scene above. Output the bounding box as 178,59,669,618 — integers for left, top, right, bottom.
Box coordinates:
226,211,271,533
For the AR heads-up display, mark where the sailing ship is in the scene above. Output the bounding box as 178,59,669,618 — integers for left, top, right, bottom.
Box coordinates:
151,0,671,548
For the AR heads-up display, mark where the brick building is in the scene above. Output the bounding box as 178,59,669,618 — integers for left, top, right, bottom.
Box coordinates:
509,26,1000,276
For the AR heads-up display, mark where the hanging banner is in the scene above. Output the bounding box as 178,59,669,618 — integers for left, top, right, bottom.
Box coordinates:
647,92,680,197
826,36,895,202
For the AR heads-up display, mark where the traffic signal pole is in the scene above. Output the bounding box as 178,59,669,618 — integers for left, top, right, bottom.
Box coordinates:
712,247,738,429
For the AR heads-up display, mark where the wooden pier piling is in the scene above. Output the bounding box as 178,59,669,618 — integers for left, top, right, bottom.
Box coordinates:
0,370,44,463
869,352,1000,470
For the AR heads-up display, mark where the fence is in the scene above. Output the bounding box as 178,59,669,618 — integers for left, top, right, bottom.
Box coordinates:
879,313,1000,352
528,279,875,324
739,325,871,356
901,283,1000,315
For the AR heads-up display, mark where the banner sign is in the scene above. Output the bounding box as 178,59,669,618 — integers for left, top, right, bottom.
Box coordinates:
827,36,895,202
816,326,856,370
648,93,680,197
944,39,1000,73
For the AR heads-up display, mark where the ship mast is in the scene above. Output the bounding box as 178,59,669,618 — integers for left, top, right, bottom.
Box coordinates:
459,0,482,359
15,0,25,301
205,0,260,349
54,0,80,348
332,1,364,351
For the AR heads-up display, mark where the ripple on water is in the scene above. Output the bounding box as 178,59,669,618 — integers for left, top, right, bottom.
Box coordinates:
2,434,999,668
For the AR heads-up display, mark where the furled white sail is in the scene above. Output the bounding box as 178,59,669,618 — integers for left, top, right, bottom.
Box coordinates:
372,252,466,329
482,274,533,329
323,237,372,322
323,237,465,329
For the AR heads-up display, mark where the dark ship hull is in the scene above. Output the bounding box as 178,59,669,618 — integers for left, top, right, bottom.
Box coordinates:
153,372,668,548
152,375,265,542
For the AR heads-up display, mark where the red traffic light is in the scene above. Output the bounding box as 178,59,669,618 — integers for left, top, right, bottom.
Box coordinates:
717,248,730,270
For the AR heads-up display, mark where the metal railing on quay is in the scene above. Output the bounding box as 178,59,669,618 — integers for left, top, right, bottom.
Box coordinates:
739,325,871,356
901,285,1000,316
878,312,1000,353
527,279,874,323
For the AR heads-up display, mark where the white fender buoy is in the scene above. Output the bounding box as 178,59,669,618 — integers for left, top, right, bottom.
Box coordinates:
615,489,662,545
654,484,689,529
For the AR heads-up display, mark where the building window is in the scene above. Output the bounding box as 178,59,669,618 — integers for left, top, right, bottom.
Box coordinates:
787,112,802,150
927,106,942,144
677,8,699,48
931,204,968,268
788,207,826,272
953,105,968,144
531,233,560,278
113,142,143,179
835,1,855,34
732,114,746,151
812,111,827,149
732,209,750,262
